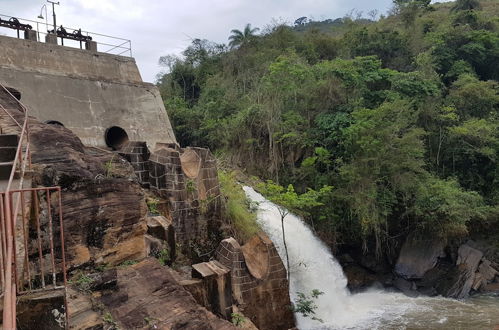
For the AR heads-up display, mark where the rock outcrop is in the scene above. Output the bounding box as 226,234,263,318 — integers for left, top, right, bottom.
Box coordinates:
1,106,296,329
28,121,149,268
389,235,499,299
216,234,295,330
394,235,446,279
99,258,236,329
440,244,484,298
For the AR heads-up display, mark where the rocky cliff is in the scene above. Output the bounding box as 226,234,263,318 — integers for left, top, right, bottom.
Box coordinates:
1,106,295,329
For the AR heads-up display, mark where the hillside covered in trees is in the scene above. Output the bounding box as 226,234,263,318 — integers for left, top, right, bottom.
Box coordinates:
157,0,499,258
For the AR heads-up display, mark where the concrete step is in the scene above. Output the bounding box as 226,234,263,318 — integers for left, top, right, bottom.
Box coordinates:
0,134,19,147
0,161,14,180
0,146,17,162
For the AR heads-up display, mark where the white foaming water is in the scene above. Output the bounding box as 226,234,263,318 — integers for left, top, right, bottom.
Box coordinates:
243,186,499,330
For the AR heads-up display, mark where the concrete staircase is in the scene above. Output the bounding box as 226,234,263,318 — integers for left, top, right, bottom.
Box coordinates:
0,134,18,181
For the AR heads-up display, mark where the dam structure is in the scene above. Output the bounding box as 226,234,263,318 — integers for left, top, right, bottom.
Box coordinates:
0,15,177,329
0,21,176,149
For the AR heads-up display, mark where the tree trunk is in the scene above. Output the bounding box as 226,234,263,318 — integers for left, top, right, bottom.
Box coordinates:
281,215,290,279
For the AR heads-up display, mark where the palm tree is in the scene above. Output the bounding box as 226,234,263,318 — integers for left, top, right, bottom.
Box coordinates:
451,0,481,11
228,24,259,49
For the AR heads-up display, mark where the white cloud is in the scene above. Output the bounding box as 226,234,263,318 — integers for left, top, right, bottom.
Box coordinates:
2,0,394,82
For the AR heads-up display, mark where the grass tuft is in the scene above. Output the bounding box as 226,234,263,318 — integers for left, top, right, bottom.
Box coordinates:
219,170,260,243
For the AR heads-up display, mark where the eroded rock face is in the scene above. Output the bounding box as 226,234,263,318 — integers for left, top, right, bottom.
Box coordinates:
100,258,236,330
67,287,104,330
387,235,499,299
27,117,149,268
395,235,446,279
61,179,148,267
216,234,295,330
442,244,484,298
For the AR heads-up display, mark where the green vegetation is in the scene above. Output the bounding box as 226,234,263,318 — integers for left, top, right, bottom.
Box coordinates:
144,316,158,328
186,178,197,193
118,260,139,267
229,23,260,48
155,247,171,266
291,289,324,322
219,171,260,242
258,181,332,277
230,313,246,327
146,198,160,215
103,155,116,178
71,271,94,292
95,263,109,272
103,312,118,328
158,0,499,257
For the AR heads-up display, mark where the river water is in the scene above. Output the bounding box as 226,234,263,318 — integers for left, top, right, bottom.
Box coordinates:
243,186,499,330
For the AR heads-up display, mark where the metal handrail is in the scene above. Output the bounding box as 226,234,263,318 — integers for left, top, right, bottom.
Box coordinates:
0,83,31,329
0,13,132,57
0,83,69,329
0,83,30,329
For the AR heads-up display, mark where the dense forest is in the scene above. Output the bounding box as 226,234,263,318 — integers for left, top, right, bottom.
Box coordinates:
157,0,499,258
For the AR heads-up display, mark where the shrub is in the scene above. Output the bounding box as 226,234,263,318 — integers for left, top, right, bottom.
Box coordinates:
219,170,260,242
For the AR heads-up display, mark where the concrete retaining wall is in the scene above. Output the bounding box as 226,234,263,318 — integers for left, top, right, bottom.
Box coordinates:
0,35,176,148
0,35,141,83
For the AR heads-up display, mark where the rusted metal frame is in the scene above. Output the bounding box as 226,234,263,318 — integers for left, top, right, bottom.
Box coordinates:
7,183,31,294
8,193,18,294
2,189,15,329
0,193,5,286
33,191,46,289
8,191,19,327
18,285,65,295
46,189,57,287
13,187,66,296
20,191,32,291
10,187,66,283
8,186,62,193
0,104,29,192
0,13,132,57
0,82,30,329
57,187,69,329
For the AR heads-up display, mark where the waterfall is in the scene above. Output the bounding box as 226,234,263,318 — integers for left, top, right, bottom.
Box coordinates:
243,186,499,330
243,186,410,329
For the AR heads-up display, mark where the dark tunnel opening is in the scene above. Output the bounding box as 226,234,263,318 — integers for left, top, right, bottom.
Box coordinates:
44,120,64,127
105,126,129,150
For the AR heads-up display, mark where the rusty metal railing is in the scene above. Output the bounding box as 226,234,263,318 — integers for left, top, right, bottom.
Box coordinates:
0,14,133,57
0,83,68,329
1,188,68,292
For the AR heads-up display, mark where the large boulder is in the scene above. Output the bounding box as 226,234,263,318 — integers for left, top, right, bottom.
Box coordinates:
437,243,483,298
342,263,378,292
394,235,446,279
473,259,498,291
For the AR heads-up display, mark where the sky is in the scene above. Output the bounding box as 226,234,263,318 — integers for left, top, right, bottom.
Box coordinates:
2,0,402,82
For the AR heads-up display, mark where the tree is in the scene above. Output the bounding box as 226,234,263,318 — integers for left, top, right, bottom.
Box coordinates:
228,24,260,49
451,0,481,12
294,16,308,26
258,181,332,278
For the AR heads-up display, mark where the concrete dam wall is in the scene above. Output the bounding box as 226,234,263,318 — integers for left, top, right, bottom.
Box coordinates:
0,34,176,148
